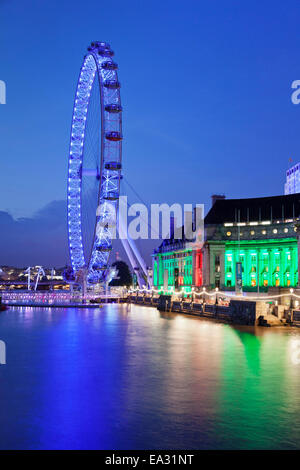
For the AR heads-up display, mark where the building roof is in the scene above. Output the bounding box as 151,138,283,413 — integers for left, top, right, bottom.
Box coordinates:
154,227,191,254
205,193,300,224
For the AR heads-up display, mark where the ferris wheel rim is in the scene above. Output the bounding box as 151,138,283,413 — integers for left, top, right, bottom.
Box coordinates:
67,42,122,284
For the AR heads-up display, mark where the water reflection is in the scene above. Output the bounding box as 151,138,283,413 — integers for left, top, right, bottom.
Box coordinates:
231,328,262,375
0,305,299,449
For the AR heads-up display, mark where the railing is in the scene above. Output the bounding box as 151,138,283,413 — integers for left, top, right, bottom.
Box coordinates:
204,304,215,314
2,290,72,304
1,290,125,305
292,310,300,323
127,295,232,319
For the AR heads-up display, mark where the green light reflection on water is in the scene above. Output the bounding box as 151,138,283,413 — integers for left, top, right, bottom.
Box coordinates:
215,326,300,449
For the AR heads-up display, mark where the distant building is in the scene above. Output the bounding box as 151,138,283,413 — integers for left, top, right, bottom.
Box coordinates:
285,162,300,194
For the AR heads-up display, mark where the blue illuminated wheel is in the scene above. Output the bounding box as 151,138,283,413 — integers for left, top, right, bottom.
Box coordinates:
67,42,122,284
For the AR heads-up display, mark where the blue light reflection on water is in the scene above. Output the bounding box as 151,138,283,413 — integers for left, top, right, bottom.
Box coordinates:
0,304,300,450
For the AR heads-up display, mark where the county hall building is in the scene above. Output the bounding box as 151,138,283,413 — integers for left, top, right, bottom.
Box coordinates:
152,193,300,292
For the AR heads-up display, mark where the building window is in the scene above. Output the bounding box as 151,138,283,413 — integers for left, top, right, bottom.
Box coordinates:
226,231,231,237
273,229,278,234
262,230,266,235
284,228,288,233
250,230,255,235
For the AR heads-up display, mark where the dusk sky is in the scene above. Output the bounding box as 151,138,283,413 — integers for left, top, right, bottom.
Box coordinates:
1,0,300,266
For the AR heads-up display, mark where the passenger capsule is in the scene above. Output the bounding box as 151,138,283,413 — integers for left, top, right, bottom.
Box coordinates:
92,265,107,271
96,41,110,48
105,131,122,142
97,221,117,229
96,246,112,252
104,80,121,90
105,104,122,113
105,161,122,170
103,191,119,201
90,41,110,49
98,49,114,57
101,61,118,70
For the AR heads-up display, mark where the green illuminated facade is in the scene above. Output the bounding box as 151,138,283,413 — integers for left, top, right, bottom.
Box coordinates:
204,193,300,291
224,239,298,288
153,245,193,293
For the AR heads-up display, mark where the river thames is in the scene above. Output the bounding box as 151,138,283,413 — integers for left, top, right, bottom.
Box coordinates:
0,304,299,449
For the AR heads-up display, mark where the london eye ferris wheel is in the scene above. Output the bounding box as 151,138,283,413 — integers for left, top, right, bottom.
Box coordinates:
67,41,122,284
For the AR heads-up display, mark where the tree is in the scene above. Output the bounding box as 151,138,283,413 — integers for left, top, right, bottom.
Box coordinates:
109,261,132,287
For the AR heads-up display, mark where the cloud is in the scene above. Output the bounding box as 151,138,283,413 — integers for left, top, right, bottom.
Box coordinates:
0,200,68,268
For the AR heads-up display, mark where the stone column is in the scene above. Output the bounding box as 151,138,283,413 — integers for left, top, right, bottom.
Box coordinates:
192,249,197,287
279,248,284,287
209,246,215,287
232,249,236,288
202,243,210,287
267,248,272,287
257,247,261,290
292,245,297,287
297,230,300,287
220,246,225,289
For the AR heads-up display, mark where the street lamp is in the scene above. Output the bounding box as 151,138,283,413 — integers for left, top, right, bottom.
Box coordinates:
202,286,206,304
290,288,294,309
